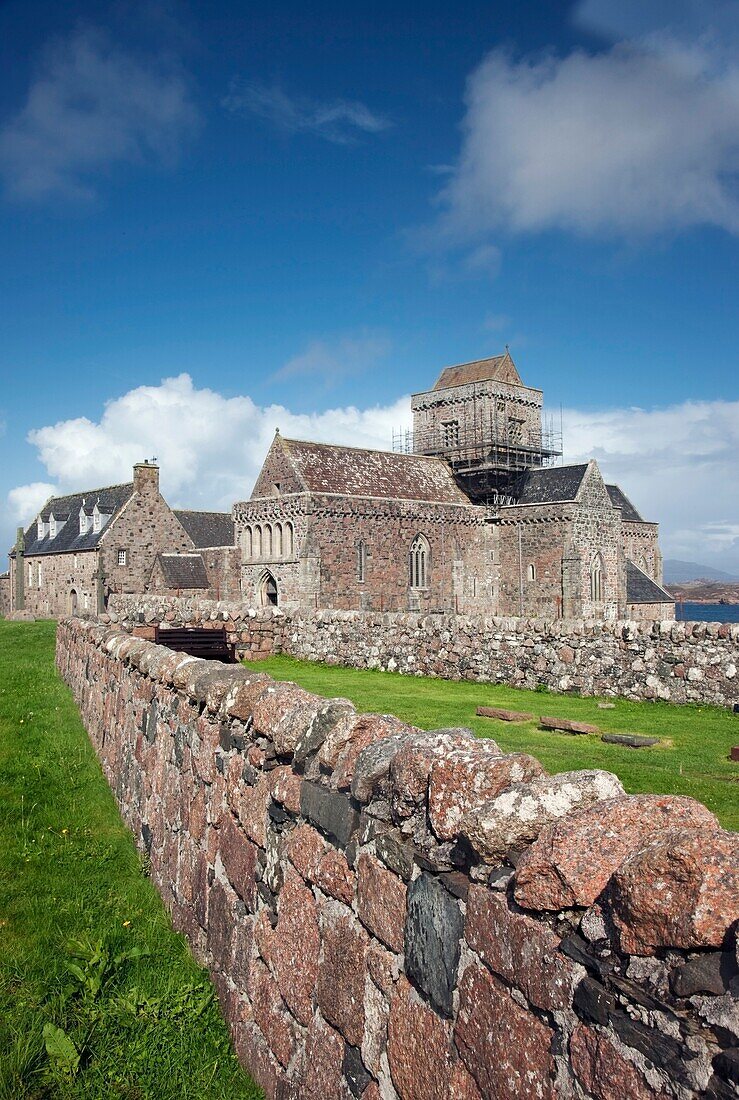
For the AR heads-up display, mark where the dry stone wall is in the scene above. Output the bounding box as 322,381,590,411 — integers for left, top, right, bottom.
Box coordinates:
57,617,739,1100
107,596,739,708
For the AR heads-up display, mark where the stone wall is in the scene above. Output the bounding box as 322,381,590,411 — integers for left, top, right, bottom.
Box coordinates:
0,573,9,616
235,494,494,615
99,473,194,598
57,618,739,1100
17,548,98,618
107,596,739,708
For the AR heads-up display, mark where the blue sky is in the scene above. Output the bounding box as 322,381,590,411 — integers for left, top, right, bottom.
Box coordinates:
1,0,738,570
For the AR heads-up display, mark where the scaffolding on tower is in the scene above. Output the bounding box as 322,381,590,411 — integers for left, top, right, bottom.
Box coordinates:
392,388,563,507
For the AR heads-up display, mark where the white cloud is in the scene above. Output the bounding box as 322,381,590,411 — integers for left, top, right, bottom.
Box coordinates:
7,482,56,525
18,373,410,518
562,398,739,570
223,80,390,145
272,331,391,385
438,22,739,240
0,27,198,201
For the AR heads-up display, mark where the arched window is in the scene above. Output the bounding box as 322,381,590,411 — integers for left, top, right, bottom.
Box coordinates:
527,563,536,582
258,571,278,607
254,525,262,558
263,524,272,558
284,522,294,558
409,534,430,590
357,540,367,582
274,523,283,558
69,589,78,615
590,554,604,602
241,527,253,559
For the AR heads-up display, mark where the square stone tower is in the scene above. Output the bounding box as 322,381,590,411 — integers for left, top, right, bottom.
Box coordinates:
408,350,561,503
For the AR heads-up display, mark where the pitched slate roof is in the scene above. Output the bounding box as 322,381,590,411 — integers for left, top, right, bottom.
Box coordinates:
432,350,523,391
278,438,471,504
606,485,644,523
511,465,589,506
626,560,673,605
156,553,209,589
22,483,134,557
174,510,234,548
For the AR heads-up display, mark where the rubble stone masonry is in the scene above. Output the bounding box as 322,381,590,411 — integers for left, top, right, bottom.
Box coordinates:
107,596,739,708
57,617,738,1100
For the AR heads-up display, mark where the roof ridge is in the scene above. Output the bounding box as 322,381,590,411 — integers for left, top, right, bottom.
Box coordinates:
282,436,450,464
439,352,506,370
173,508,231,516
44,481,134,505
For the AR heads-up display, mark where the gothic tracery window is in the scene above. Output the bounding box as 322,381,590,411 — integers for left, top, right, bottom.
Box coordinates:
409,534,430,590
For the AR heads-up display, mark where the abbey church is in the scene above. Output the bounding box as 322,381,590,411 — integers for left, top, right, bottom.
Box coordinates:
234,351,674,620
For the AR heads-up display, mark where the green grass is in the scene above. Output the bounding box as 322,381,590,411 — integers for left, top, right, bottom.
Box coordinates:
0,620,261,1100
246,655,739,830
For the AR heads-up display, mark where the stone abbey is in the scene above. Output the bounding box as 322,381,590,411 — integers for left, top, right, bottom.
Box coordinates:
235,351,673,620
7,352,673,620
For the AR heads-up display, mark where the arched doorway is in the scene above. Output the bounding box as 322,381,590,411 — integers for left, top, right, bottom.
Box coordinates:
69,589,78,615
258,571,278,607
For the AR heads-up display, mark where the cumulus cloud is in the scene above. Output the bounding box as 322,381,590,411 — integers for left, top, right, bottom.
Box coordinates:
223,80,390,145
0,27,198,201
272,331,391,385
562,398,739,570
15,373,410,518
7,482,57,525
438,10,739,241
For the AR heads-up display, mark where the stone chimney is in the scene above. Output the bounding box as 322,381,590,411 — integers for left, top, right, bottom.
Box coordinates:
133,461,160,495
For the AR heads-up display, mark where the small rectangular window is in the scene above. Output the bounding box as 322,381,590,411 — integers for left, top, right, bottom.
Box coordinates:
118,549,127,566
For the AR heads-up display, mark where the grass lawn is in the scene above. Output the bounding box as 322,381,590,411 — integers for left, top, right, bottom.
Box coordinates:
0,620,261,1100
246,655,739,830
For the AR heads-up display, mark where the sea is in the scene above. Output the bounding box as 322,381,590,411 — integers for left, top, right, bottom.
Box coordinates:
676,602,739,624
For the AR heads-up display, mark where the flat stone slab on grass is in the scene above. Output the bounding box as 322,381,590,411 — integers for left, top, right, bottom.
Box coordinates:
601,733,659,748
476,706,534,723
539,715,600,736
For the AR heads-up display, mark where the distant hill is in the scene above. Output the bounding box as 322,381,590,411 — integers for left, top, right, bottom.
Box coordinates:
663,559,739,584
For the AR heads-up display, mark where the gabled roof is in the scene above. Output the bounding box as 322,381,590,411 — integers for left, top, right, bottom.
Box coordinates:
511,464,589,506
156,553,209,589
606,485,644,523
275,437,471,504
626,560,673,605
21,483,134,557
432,350,523,391
174,510,234,548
